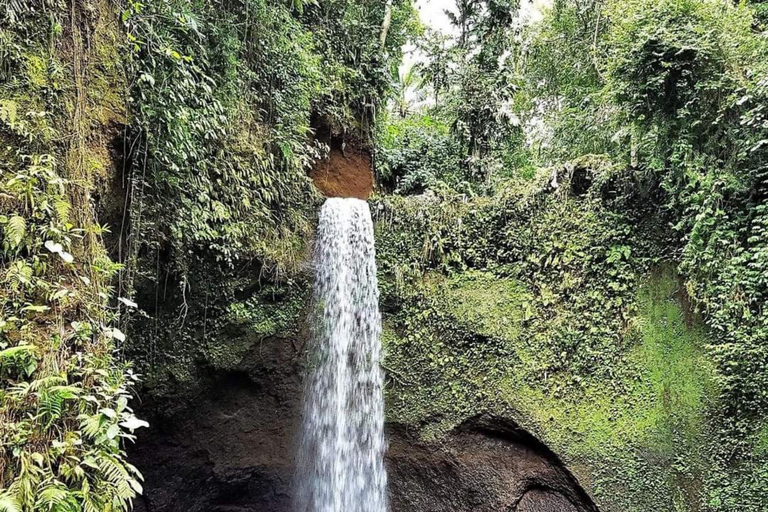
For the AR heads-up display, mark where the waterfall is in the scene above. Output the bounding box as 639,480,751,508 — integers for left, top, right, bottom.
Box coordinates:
294,198,387,512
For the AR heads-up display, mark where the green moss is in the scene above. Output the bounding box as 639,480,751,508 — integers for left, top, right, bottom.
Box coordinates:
199,283,308,370
24,54,48,89
631,272,716,450
445,270,530,341
129,273,310,396
381,214,717,512
509,270,715,511
204,336,254,371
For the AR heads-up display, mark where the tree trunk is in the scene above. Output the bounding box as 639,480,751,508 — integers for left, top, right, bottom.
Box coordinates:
380,0,394,48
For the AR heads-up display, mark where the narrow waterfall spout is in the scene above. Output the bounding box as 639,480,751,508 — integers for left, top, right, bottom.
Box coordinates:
295,198,387,512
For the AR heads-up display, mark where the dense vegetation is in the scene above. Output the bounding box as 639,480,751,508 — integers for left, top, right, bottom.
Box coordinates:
1,0,767,511
0,0,415,509
119,0,416,393
375,0,768,510
0,2,146,510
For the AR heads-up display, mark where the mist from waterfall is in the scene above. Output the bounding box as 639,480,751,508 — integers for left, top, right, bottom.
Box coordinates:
294,198,387,512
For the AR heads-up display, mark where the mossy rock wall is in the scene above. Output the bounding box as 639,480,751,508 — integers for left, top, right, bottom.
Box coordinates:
372,171,720,512
130,167,722,512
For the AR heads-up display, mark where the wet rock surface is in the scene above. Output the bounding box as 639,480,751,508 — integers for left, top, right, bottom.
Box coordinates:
129,337,597,512
130,335,303,512
388,417,597,512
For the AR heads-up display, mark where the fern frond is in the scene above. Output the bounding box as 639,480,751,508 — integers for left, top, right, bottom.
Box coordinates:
54,198,70,224
82,496,101,512
28,375,67,392
37,390,64,425
0,491,21,512
5,215,26,250
36,381,81,425
35,481,78,512
5,260,33,292
97,454,129,485
8,381,31,399
79,414,104,438
49,385,80,399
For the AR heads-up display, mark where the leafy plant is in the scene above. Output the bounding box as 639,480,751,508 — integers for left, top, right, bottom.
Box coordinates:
0,1,146,510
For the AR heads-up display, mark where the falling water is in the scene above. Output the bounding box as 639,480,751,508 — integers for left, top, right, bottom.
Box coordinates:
294,198,387,512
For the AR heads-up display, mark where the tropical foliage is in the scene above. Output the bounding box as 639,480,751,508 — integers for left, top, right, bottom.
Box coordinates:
376,0,768,510
1,0,418,508
119,0,417,281
0,1,145,510
3,0,768,511
377,0,528,193
119,0,418,390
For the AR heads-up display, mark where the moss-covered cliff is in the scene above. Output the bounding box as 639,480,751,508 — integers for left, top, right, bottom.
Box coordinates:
3,1,768,511
373,166,719,511
126,158,729,512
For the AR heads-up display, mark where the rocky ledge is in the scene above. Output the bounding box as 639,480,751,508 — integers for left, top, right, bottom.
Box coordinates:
129,335,597,512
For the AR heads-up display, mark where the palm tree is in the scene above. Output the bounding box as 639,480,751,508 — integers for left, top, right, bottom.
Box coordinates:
394,64,424,118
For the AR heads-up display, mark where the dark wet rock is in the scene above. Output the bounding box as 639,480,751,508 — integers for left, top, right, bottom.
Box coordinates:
130,338,597,512
130,335,302,512
517,489,580,512
387,416,597,512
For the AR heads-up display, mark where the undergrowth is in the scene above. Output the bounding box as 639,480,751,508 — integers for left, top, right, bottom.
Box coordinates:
0,1,145,510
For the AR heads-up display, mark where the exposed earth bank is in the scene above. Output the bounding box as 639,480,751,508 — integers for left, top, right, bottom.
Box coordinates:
309,147,375,199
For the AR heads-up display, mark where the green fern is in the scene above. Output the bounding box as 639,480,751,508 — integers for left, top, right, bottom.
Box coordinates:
53,199,70,224
37,386,80,426
5,215,26,251
28,375,67,392
35,482,78,512
0,491,21,512
79,413,104,439
5,260,34,293
97,453,130,485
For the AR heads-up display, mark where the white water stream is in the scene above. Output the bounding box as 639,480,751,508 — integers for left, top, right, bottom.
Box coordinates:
294,198,387,512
